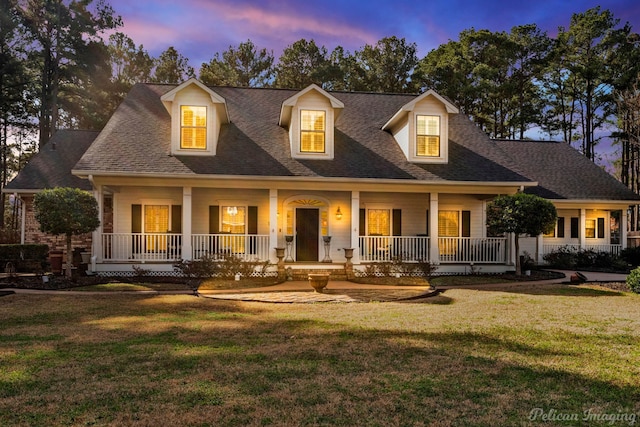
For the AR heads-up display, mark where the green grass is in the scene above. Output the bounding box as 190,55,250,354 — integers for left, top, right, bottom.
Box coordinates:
1,284,639,426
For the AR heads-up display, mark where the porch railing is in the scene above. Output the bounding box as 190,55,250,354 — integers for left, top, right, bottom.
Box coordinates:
100,233,270,262
543,244,622,256
192,234,270,261
438,237,507,263
101,233,183,262
359,236,430,262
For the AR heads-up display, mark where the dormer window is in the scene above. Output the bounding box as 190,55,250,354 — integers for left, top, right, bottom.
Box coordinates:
279,84,344,160
301,110,326,153
181,106,207,149
160,78,229,157
382,89,458,164
416,115,440,157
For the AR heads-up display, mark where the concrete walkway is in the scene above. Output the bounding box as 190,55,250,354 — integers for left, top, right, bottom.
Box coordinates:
0,270,628,303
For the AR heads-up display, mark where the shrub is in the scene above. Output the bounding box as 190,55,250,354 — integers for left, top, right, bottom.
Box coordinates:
543,246,576,269
626,267,640,293
621,246,640,267
0,244,49,273
174,254,220,279
415,259,437,279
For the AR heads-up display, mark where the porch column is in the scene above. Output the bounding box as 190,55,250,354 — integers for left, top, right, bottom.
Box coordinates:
351,191,360,264
182,187,193,260
93,185,103,263
536,234,544,264
270,188,278,263
622,209,628,249
429,193,439,264
579,208,586,249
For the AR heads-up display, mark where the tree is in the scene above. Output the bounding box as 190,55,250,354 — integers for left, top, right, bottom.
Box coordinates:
356,36,418,93
200,40,274,87
274,39,330,89
18,0,121,148
106,32,153,109
542,7,624,160
151,46,195,84
486,193,557,275
33,187,100,278
1,0,37,228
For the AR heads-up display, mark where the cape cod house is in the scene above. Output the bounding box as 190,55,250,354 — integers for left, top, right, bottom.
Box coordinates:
5,78,640,275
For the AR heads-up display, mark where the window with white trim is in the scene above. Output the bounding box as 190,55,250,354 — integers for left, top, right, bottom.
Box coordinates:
416,115,440,157
181,105,207,149
300,110,325,153
367,209,390,236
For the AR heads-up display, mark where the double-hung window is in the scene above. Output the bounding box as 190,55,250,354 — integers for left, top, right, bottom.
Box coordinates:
367,209,390,236
181,106,207,149
416,115,440,157
300,110,325,153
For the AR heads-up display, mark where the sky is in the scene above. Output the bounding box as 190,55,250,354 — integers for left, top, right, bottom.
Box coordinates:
106,0,640,69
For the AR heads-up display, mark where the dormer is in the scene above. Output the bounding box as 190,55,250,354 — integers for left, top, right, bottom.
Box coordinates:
161,78,230,156
279,84,344,160
382,90,458,164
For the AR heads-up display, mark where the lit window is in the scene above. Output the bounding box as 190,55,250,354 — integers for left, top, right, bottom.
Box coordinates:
368,209,390,236
144,205,169,252
585,219,596,238
438,211,459,237
181,106,207,149
221,206,246,253
221,206,246,234
416,115,440,157
301,110,325,153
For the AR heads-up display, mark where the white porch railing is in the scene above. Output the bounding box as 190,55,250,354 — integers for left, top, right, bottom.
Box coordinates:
543,244,622,256
438,237,507,263
100,233,271,262
192,234,270,261
359,236,430,262
101,233,183,262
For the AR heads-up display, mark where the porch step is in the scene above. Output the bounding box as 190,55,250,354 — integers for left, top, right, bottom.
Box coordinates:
285,265,348,281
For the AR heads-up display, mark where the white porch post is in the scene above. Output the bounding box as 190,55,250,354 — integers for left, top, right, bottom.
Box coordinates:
429,193,439,264
270,188,278,263
93,185,103,263
351,191,360,264
622,209,628,249
536,234,544,264
579,208,586,250
182,187,193,260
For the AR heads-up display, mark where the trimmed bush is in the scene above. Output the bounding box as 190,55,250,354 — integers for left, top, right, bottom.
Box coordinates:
625,267,640,293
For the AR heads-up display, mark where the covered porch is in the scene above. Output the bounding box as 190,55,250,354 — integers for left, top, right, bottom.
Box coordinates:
89,182,525,274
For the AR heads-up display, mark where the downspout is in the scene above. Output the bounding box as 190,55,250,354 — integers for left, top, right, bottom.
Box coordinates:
17,193,25,244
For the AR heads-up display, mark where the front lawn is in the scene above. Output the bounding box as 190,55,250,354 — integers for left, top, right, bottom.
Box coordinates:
1,284,639,426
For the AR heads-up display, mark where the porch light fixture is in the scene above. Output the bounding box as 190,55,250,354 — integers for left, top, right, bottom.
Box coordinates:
335,206,343,220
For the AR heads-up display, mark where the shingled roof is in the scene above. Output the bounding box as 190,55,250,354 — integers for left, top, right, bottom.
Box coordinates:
492,139,640,201
5,130,97,192
72,83,531,183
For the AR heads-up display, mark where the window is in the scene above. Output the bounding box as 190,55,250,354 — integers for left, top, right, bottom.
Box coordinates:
181,106,207,149
585,219,596,238
368,209,390,236
221,206,246,234
438,211,459,237
144,205,169,252
221,206,246,253
416,115,440,157
300,110,325,153
545,217,565,238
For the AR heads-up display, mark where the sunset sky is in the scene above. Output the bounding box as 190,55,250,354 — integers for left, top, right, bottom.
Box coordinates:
107,0,640,68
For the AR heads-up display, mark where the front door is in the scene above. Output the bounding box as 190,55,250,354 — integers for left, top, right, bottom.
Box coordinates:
296,208,319,261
